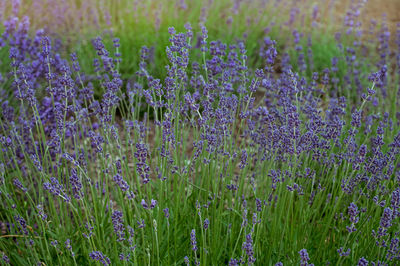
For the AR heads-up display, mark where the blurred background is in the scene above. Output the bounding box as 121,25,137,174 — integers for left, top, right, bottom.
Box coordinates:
2,0,399,78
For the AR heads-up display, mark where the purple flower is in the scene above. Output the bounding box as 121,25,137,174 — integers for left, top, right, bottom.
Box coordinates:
203,218,210,230
242,233,256,264
14,215,28,235
13,178,27,193
69,168,83,200
190,229,197,251
351,110,362,128
239,150,248,169
345,202,360,234
141,199,157,210
150,199,157,209
134,143,150,184
184,256,189,265
43,177,70,202
391,188,400,210
229,258,240,266
348,202,360,224
89,251,111,265
113,174,130,192
65,239,74,256
111,210,125,241
113,38,120,48
299,249,313,266
36,205,47,221
141,199,149,209
41,36,51,57
200,26,208,52
256,198,262,212
163,208,170,219
358,257,368,266
83,222,94,239
337,247,351,257
252,212,261,225
30,154,42,171
2,254,10,264
70,52,80,72
380,207,393,228
137,219,145,228
88,131,104,153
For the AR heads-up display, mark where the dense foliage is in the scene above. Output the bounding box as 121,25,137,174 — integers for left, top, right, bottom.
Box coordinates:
1,0,400,265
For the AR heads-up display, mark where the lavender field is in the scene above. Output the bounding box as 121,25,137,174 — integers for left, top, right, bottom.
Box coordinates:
1,0,400,265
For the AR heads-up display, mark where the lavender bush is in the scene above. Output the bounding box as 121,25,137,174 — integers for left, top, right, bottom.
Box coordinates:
1,0,400,265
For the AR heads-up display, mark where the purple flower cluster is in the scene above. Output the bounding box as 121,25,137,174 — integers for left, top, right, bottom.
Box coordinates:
69,168,83,200
13,178,27,193
111,210,125,241
242,234,256,264
64,239,74,257
203,218,209,230
299,249,313,266
113,174,130,192
89,251,111,266
190,229,197,251
141,199,157,210
347,202,360,232
2,1,400,265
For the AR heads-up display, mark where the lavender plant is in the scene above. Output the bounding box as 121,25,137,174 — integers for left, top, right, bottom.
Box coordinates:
1,1,400,265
